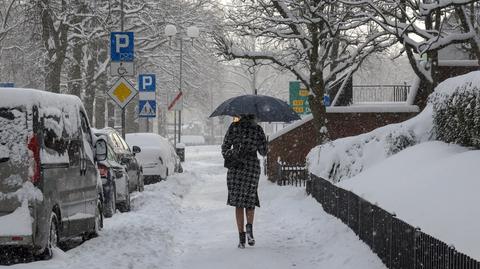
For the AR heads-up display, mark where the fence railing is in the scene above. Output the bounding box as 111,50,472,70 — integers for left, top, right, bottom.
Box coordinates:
352,84,411,104
275,163,308,187
304,174,480,269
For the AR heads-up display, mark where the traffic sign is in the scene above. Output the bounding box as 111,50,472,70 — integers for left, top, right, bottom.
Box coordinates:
107,77,138,108
110,62,135,77
289,81,311,115
139,100,156,118
138,74,156,92
168,91,183,111
138,74,156,118
110,32,134,62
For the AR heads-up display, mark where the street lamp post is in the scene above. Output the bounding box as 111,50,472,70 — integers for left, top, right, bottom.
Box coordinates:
164,24,199,145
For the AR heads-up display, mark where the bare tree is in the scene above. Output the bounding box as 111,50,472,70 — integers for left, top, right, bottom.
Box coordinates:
345,0,480,105
216,0,395,143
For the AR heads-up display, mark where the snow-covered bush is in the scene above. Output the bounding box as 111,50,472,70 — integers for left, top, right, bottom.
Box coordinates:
430,80,480,148
307,118,429,183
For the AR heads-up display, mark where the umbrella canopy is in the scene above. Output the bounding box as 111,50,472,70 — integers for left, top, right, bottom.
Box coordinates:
209,94,301,122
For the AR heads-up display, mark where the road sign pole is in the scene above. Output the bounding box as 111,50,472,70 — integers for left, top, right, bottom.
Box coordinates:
178,38,183,144
120,0,125,138
178,110,181,144
174,111,177,145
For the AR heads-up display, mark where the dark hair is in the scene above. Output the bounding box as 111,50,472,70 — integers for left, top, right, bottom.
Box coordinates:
240,114,255,121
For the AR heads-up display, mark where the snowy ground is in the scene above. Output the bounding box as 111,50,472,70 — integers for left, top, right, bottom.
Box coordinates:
5,146,385,269
338,141,480,261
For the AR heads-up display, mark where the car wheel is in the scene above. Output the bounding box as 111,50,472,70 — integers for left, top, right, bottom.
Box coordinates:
103,185,116,218
124,188,131,211
38,212,59,260
138,174,144,192
119,184,131,213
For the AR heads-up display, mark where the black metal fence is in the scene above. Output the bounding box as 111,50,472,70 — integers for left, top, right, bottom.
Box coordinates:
305,174,480,269
275,163,308,187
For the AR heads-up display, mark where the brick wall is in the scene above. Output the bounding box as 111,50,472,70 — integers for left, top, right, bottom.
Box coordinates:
266,111,418,181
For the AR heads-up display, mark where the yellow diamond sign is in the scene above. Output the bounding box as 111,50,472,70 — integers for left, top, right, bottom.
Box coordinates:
107,77,138,108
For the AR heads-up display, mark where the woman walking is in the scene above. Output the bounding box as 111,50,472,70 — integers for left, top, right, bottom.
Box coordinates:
222,114,267,249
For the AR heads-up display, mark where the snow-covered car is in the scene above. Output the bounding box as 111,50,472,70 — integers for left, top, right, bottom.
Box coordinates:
93,128,143,193
0,88,103,261
95,136,131,217
125,133,182,184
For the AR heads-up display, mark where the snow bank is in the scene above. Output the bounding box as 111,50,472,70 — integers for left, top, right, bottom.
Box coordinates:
307,106,433,182
338,141,480,260
0,200,33,236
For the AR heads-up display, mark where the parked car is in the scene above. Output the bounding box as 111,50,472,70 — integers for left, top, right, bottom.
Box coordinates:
93,128,143,193
0,88,103,260
125,133,182,184
95,135,131,217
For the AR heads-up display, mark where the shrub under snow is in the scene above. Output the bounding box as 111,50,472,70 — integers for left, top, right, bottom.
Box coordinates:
307,107,433,182
430,75,480,148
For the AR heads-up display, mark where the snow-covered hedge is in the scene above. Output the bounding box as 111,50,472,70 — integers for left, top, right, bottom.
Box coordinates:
307,109,432,182
308,71,480,183
430,75,480,148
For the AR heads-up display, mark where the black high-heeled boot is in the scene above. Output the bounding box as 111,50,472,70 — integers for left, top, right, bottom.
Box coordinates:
238,232,246,249
246,224,255,246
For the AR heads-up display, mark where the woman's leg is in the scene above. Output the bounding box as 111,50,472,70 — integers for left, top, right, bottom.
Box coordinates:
235,207,245,232
236,207,246,248
245,208,255,224
245,208,255,246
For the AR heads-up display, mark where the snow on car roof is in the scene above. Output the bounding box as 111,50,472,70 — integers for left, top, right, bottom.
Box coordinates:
0,88,83,109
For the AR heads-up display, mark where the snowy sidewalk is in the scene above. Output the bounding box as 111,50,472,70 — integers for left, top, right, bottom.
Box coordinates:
168,146,385,269
7,146,385,269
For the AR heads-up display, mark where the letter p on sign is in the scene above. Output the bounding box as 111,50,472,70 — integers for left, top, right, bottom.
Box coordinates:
115,34,129,53
111,32,134,62
139,74,156,92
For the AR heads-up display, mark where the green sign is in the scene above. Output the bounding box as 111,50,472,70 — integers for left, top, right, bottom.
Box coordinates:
289,81,311,115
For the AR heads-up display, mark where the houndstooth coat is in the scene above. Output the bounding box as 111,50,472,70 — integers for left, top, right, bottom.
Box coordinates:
222,118,267,208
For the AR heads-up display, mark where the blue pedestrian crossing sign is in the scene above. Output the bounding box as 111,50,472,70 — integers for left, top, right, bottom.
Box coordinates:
138,74,156,118
139,100,156,118
111,32,134,62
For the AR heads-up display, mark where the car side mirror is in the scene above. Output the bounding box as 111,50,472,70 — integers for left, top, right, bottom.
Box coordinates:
132,145,141,154
95,139,107,161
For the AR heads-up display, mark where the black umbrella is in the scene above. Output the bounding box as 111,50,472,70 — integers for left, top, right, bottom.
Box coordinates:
209,94,301,122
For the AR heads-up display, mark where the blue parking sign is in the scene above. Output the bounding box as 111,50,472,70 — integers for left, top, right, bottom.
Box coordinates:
111,32,134,62
138,74,156,92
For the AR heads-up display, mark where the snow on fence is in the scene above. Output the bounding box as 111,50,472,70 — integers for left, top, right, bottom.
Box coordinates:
305,174,480,269
353,85,411,104
275,163,308,187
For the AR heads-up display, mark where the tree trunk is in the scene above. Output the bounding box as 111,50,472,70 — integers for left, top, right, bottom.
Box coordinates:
44,61,63,93
84,43,98,123
40,0,69,93
107,101,116,128
126,98,138,133
308,21,328,145
67,41,83,96
95,41,108,128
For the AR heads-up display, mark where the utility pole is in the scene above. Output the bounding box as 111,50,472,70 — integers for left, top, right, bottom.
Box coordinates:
120,0,126,139
178,38,183,144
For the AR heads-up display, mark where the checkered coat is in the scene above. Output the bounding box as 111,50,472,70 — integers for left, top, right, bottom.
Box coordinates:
222,119,267,208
